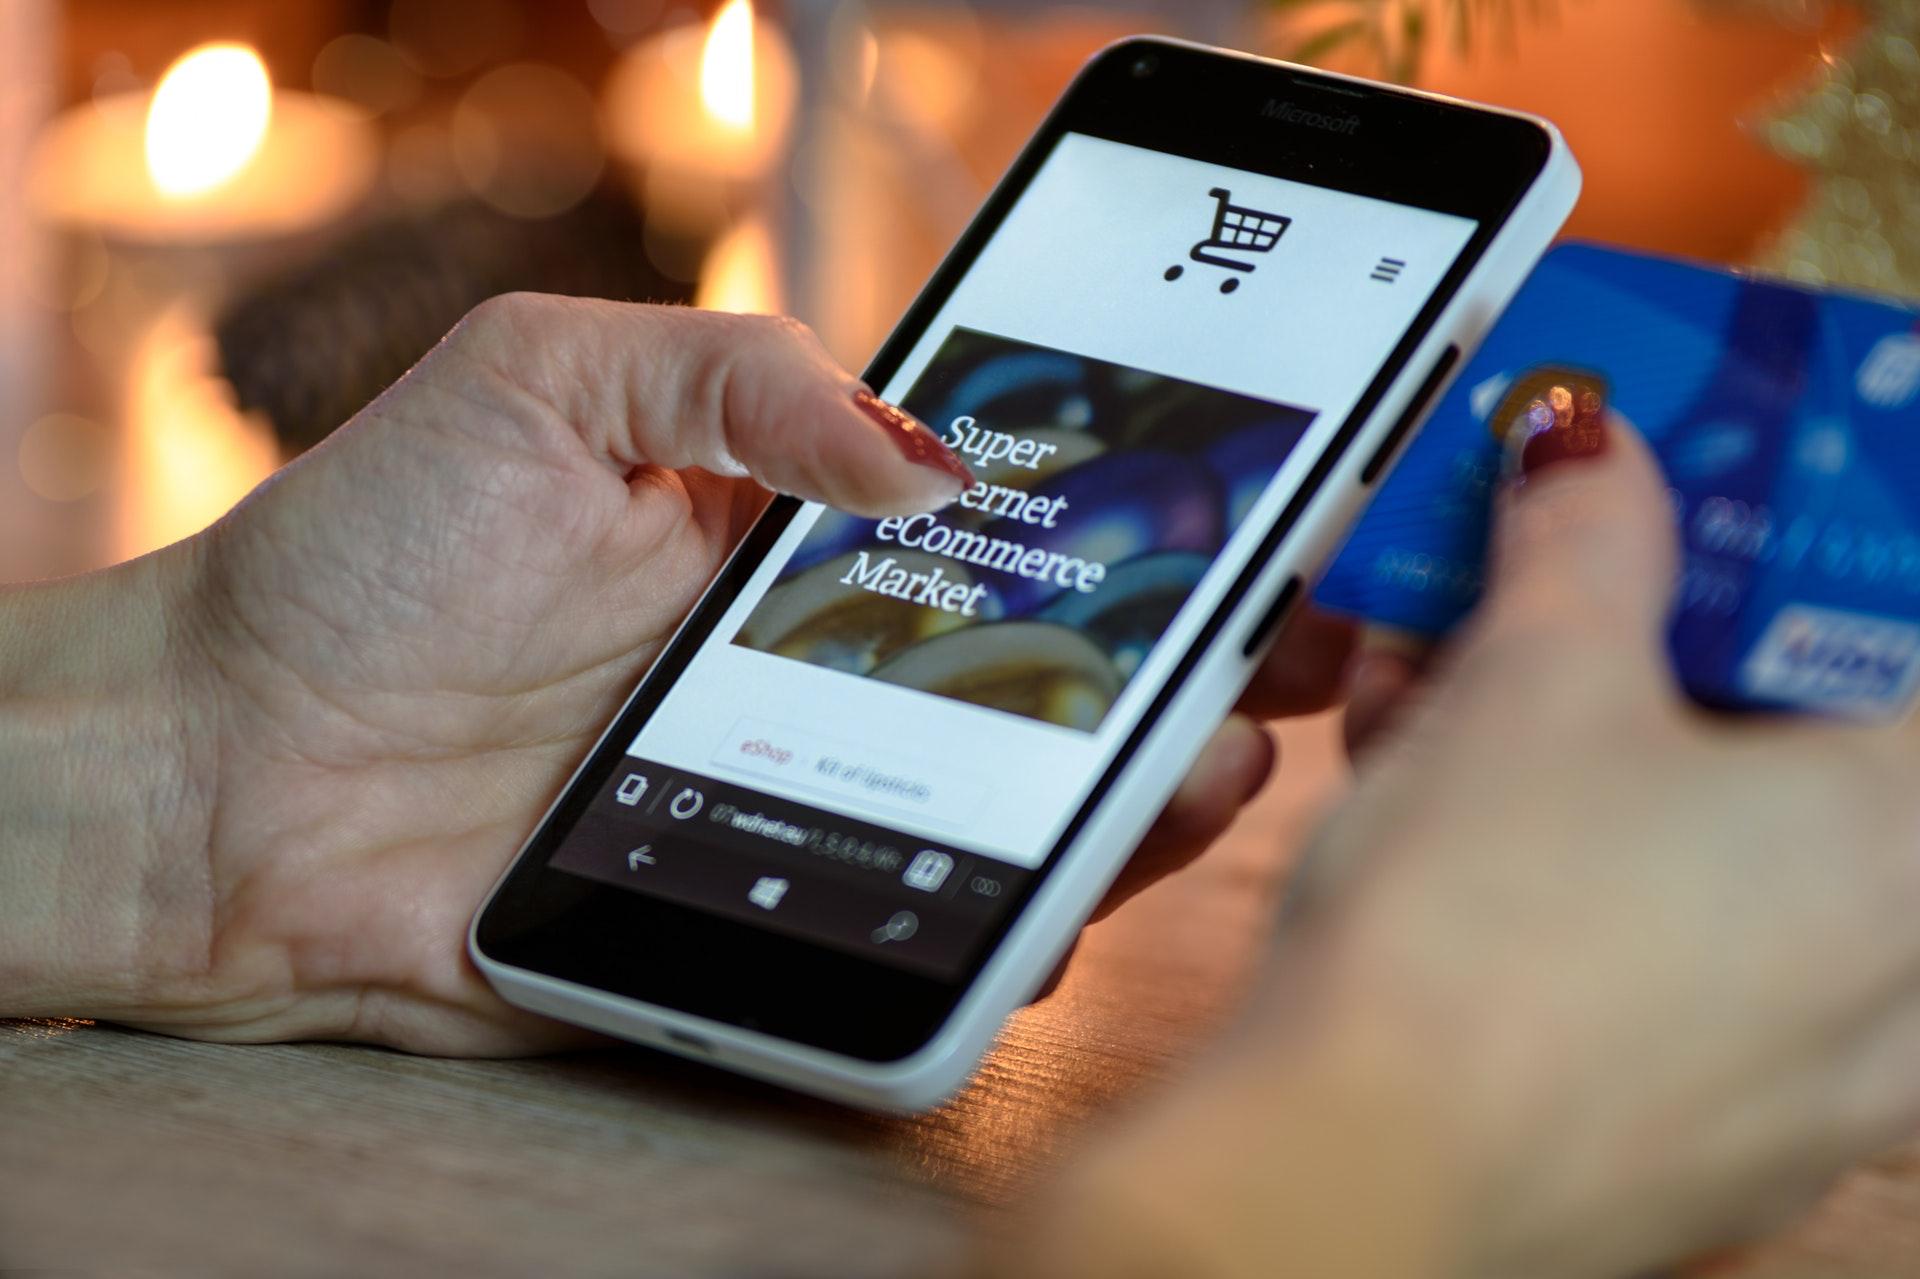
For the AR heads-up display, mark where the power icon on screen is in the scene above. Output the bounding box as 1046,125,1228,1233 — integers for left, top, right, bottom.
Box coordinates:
668,787,704,820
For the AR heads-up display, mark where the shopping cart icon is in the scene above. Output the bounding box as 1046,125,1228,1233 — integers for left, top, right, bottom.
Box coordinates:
1164,187,1291,294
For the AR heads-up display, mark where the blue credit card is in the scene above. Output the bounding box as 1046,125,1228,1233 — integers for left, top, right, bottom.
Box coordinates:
1317,242,1920,719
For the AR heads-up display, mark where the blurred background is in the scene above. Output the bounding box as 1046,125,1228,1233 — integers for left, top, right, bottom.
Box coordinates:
1,0,1912,584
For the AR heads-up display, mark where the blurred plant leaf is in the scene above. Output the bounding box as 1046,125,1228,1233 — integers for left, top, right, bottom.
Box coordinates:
1398,5,1427,81
1272,0,1564,82
1291,17,1374,66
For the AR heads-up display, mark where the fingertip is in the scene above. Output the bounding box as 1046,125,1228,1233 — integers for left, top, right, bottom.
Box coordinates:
1203,713,1278,807
1092,717,1273,924
761,388,974,518
1241,607,1362,718
1160,716,1271,838
1238,716,1280,802
662,312,965,517
850,389,974,490
825,393,975,518
1499,369,1609,486
1485,407,1677,642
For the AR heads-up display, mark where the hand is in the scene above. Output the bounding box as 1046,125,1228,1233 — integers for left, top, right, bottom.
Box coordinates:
1017,414,1920,1278
0,295,1353,1055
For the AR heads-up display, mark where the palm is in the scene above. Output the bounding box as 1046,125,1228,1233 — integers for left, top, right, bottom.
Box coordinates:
173,355,764,1051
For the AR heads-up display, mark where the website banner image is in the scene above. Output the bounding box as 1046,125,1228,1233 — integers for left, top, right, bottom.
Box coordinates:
734,327,1318,731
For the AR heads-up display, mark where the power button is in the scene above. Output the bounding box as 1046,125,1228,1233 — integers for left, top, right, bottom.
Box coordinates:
1361,344,1461,486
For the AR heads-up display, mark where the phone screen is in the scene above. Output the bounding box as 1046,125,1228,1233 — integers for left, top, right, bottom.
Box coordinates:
536,131,1477,979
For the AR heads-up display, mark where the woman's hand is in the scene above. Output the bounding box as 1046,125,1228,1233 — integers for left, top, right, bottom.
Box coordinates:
0,295,1352,1054
1019,413,1920,1279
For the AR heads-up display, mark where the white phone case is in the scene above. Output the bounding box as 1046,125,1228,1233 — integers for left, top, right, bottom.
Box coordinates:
471,41,1582,1113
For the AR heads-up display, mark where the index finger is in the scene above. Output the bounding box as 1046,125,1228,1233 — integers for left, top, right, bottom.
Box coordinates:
439,294,973,517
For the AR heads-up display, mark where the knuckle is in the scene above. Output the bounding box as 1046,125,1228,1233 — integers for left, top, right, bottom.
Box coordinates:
1476,579,1611,656
452,291,562,348
724,311,822,360
762,312,818,347
464,290,540,329
690,318,783,453
713,314,834,425
737,313,821,361
693,312,791,374
1457,613,1663,728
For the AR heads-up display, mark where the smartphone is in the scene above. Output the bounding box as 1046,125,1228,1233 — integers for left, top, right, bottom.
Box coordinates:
471,37,1581,1111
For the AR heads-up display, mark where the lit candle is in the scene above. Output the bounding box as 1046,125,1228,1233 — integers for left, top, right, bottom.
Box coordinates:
27,42,376,243
602,0,798,233
23,42,370,562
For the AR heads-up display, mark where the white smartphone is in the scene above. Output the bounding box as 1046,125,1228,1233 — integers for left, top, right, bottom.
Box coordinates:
472,36,1580,1111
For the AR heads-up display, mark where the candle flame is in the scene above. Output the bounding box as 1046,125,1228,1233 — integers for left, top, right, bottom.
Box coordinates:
145,43,273,197
695,216,781,315
699,0,755,131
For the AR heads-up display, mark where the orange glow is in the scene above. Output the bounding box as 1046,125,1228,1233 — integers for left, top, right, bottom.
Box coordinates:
694,216,781,315
1415,0,1850,263
874,29,978,133
31,84,375,242
145,43,273,197
700,0,756,131
120,308,280,559
601,7,796,223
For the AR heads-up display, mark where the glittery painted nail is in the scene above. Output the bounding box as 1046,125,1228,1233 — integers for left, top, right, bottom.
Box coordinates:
851,389,973,490
1495,367,1610,483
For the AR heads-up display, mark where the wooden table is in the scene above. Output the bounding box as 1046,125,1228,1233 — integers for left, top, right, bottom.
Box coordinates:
5,713,1919,1276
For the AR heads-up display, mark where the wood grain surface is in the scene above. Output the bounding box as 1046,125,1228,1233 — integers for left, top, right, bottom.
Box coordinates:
4,713,1917,1276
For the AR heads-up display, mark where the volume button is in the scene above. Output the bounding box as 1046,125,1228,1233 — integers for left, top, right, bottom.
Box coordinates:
1242,576,1305,659
1361,344,1462,486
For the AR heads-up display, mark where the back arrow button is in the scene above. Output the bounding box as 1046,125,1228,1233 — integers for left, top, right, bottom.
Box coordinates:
627,846,656,870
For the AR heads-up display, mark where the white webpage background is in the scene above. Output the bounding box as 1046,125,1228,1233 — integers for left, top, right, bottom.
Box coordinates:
631,133,1475,867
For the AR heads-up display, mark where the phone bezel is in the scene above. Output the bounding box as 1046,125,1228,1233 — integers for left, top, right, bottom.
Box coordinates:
475,37,1554,1062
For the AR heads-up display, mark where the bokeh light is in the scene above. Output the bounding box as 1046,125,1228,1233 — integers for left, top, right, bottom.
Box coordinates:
452,63,604,219
389,0,523,78
312,34,423,117
18,413,110,503
588,0,668,43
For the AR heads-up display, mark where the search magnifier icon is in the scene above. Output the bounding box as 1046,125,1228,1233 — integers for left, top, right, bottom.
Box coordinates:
871,911,919,944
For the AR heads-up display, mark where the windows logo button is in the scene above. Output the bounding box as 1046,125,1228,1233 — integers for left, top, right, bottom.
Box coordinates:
902,850,955,893
748,877,789,911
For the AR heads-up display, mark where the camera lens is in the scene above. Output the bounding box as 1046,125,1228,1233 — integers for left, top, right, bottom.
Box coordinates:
1130,54,1158,79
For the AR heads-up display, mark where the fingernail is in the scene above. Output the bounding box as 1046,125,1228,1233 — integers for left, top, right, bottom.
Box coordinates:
1496,369,1609,484
852,389,973,491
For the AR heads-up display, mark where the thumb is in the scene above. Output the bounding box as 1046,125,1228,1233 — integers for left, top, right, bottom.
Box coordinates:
441,294,973,518
1479,375,1677,655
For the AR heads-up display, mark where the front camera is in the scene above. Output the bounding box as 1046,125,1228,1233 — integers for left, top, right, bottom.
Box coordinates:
1130,54,1159,79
